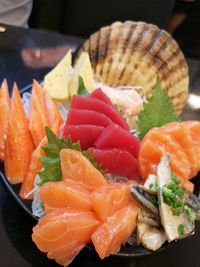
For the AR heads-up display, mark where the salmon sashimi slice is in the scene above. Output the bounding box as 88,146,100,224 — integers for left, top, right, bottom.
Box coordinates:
181,121,200,173
29,80,50,147
91,203,138,259
19,120,60,199
39,180,92,212
160,122,198,178
32,209,100,266
60,149,107,189
139,139,164,180
91,183,131,221
4,83,34,184
0,79,10,161
48,240,85,266
44,89,63,127
139,128,191,183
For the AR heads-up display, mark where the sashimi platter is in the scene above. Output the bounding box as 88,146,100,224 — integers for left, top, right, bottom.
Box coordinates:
1,21,200,266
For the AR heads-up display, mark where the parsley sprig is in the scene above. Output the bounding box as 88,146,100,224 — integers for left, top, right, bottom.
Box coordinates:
162,174,196,222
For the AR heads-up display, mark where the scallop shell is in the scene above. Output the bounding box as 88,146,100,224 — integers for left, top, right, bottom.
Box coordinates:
77,21,189,114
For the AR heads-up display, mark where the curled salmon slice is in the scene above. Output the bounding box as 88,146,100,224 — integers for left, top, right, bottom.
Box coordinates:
91,203,138,259
32,209,100,266
39,179,92,212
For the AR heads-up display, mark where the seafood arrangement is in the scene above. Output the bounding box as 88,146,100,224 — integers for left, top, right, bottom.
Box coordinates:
0,20,200,266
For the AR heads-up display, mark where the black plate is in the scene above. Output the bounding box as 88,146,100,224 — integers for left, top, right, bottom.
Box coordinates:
1,84,200,257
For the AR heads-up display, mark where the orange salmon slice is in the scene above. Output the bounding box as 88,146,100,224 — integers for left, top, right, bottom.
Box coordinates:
182,121,200,173
91,183,131,221
0,79,10,161
39,180,92,212
60,149,107,189
32,209,100,266
19,120,60,199
4,83,34,184
91,203,138,259
139,128,191,183
160,122,198,178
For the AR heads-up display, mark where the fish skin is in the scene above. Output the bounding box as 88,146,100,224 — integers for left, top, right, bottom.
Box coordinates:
0,79,10,161
4,83,34,184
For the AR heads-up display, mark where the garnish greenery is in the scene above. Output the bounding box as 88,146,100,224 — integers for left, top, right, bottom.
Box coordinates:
38,127,104,185
136,77,180,140
178,224,185,236
149,195,158,206
162,174,196,222
78,76,89,96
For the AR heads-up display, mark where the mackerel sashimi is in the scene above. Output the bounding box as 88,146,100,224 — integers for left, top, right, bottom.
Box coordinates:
91,148,139,179
32,209,100,266
71,95,129,131
95,123,140,158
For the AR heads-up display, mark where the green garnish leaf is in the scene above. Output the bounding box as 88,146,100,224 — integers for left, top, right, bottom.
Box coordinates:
178,224,185,236
38,127,104,185
78,76,89,96
149,183,154,189
149,195,158,206
136,77,180,140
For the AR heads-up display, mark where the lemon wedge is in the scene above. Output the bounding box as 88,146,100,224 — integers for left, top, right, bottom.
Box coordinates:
68,52,94,97
43,50,72,101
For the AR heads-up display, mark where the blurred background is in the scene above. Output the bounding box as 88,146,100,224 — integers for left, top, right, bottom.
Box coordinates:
27,0,200,59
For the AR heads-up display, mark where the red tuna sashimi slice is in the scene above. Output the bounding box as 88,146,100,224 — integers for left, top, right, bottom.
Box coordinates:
71,95,129,131
89,88,113,105
62,125,104,150
95,123,140,158
66,108,112,127
91,148,139,179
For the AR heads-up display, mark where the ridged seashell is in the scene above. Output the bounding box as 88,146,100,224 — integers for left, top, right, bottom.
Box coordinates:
77,21,189,114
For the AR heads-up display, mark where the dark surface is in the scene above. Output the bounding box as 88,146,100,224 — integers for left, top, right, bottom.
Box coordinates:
0,23,200,267
29,0,175,37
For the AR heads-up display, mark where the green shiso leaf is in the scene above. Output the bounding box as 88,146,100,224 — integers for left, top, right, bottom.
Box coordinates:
77,75,89,96
136,77,180,140
38,127,104,185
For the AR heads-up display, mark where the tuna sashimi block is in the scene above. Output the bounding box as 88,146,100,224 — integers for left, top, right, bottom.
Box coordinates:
63,125,104,150
95,123,140,158
91,148,139,179
66,108,112,127
71,95,129,131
